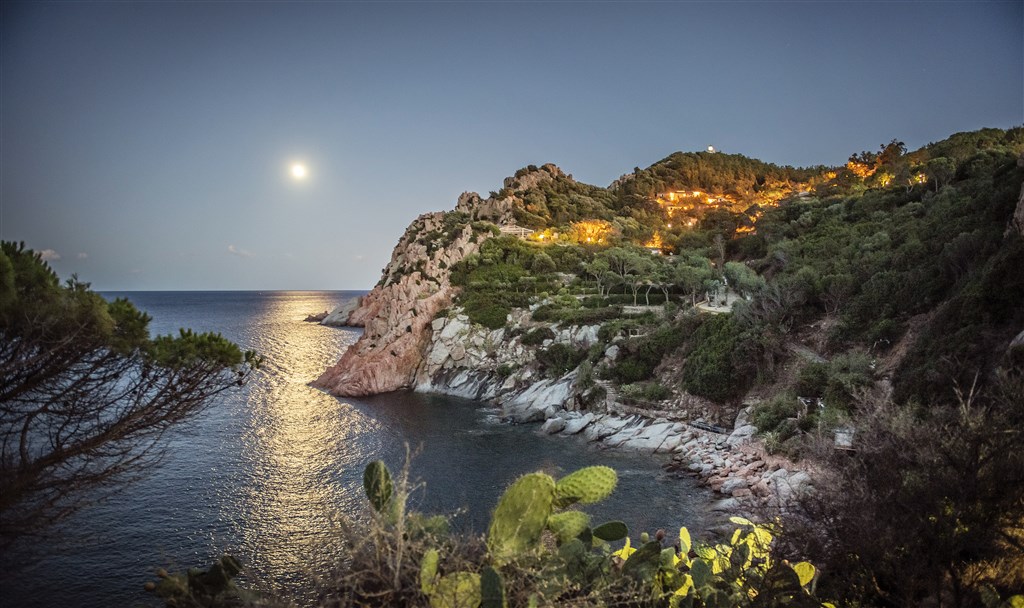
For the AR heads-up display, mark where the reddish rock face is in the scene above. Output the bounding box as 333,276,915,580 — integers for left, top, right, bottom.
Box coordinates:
315,275,452,396
314,210,476,396
315,166,563,397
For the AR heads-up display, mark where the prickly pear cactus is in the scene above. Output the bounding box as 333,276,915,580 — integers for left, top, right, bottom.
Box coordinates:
480,566,507,608
430,571,481,608
487,472,556,565
554,465,617,507
546,511,591,544
621,540,663,582
593,520,628,542
363,460,394,514
420,549,440,595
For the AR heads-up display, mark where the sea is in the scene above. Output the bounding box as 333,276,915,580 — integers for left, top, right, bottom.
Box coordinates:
1,291,711,607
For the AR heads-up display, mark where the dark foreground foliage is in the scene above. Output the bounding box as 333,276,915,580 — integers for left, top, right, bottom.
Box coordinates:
778,373,1024,607
0,242,258,542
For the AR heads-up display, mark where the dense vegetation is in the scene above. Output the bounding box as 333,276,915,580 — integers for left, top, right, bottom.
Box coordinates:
436,127,1024,605
449,127,1024,415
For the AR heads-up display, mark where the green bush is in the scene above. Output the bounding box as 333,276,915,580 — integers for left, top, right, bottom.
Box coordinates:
822,350,874,410
534,305,621,325
560,307,622,324
620,382,672,403
520,327,555,346
461,296,510,330
796,363,829,397
751,392,801,433
530,304,559,322
681,315,747,402
604,321,690,385
536,343,587,377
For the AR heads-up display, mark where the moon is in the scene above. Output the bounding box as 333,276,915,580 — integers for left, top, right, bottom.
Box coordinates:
290,163,307,179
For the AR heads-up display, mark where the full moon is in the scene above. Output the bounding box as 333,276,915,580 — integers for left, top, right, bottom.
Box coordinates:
290,163,307,179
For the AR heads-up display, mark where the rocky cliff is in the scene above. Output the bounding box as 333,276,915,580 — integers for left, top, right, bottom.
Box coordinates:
314,212,477,395
314,167,555,396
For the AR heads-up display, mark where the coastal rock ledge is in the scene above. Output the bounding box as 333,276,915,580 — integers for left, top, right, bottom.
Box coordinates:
313,168,542,395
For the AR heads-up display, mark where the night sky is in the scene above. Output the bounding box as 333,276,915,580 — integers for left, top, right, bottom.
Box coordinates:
2,1,1021,290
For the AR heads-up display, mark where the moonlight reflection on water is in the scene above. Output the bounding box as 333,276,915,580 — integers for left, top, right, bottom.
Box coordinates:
2,291,711,607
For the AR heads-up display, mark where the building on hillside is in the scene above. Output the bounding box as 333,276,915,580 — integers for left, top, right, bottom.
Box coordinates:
499,224,534,239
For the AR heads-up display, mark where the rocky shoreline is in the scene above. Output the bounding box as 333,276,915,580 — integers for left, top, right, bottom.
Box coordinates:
520,401,812,531
310,163,813,531
316,297,812,529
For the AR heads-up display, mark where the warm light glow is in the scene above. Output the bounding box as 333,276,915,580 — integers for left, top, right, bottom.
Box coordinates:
643,232,664,250
570,220,613,244
846,160,875,178
291,163,307,179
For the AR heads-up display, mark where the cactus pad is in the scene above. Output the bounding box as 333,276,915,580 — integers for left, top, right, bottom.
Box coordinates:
363,460,394,514
546,511,590,544
793,561,816,587
554,466,617,507
487,472,556,564
420,549,439,595
621,540,663,582
593,520,628,542
480,566,506,608
430,571,481,608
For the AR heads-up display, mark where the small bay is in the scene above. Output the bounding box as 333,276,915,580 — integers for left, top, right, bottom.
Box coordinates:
2,291,710,607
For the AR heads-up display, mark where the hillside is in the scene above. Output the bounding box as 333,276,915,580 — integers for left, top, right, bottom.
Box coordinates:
311,127,1024,603
318,128,1023,418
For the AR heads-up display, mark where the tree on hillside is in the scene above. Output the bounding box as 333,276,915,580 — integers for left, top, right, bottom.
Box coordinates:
925,157,956,191
723,261,765,299
583,257,612,296
529,251,556,274
620,249,655,306
651,260,676,306
673,254,714,307
0,242,259,543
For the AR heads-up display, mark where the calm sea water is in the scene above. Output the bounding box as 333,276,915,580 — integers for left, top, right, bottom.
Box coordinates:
2,291,710,607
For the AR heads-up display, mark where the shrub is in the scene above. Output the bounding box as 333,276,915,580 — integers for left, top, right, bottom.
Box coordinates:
530,304,559,322
751,392,801,433
620,382,672,403
681,315,747,402
536,343,587,377
796,363,828,397
604,321,691,386
822,350,874,410
461,296,510,330
560,307,622,324
782,378,1024,606
520,327,555,346
576,360,596,390
530,252,556,274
